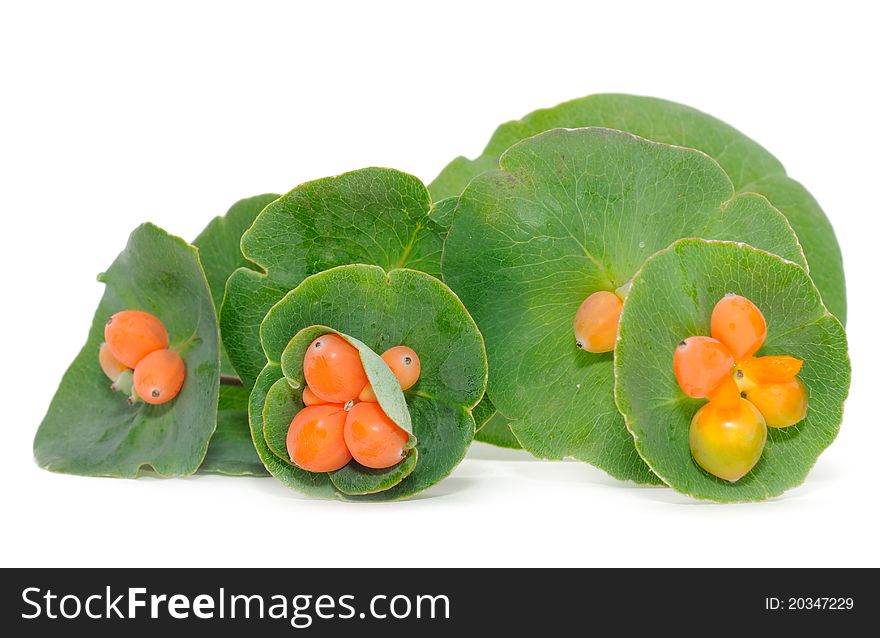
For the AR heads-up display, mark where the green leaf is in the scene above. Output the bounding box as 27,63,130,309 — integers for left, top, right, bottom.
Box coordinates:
262,377,301,460
34,223,220,477
192,194,280,309
254,264,487,500
220,168,446,388
329,451,419,496
442,127,806,484
192,194,279,376
615,239,850,501
200,386,268,476
430,93,846,323
474,412,522,449
471,395,498,431
189,195,280,474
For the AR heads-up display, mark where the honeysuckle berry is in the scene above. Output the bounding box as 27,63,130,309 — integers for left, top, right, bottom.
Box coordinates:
343,401,409,469
104,310,169,369
302,334,368,404
358,345,422,402
745,377,808,428
133,349,185,405
689,382,768,482
673,336,735,399
302,385,329,407
711,293,767,362
286,404,351,473
573,290,623,353
99,342,129,382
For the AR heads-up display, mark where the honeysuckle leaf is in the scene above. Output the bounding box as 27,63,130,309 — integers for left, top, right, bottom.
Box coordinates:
252,264,487,500
220,168,447,388
442,127,806,483
192,195,278,476
474,412,523,449
33,223,220,477
192,194,280,311
199,385,268,476
430,93,846,323
615,239,850,501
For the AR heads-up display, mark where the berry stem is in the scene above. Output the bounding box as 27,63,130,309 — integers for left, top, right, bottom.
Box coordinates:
220,374,243,386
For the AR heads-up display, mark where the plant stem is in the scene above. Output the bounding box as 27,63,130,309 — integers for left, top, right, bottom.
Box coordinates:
220,374,243,386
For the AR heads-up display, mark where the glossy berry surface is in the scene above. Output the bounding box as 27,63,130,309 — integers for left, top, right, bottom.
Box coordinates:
133,349,185,405
689,397,767,482
745,377,808,428
302,385,329,407
381,346,421,390
104,310,169,368
286,404,351,472
302,334,368,404
673,336,735,399
710,293,767,361
359,345,422,401
343,401,409,469
573,290,623,353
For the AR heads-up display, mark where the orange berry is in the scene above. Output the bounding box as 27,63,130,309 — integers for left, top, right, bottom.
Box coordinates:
745,377,808,428
358,384,377,402
302,385,329,406
104,310,169,368
689,397,767,482
381,346,421,390
133,349,185,405
302,334,368,404
99,342,129,382
343,402,409,469
673,336,735,399
710,293,767,361
739,356,803,384
573,290,623,353
358,345,422,401
286,404,351,472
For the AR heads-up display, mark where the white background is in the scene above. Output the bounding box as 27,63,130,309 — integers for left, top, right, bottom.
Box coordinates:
2,0,877,568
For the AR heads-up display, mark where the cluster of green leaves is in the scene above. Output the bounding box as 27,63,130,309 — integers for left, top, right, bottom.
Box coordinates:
34,93,849,502
436,95,849,500
251,265,486,500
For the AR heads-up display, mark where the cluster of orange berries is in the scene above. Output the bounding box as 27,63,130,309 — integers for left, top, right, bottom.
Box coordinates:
286,334,420,473
99,310,185,405
673,294,808,482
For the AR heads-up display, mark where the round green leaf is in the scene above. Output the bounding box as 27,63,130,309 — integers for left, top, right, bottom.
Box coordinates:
220,168,447,388
430,93,846,323
254,264,487,500
329,451,418,496
442,127,806,483
615,239,850,501
262,377,301,460
33,223,220,477
192,194,280,310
